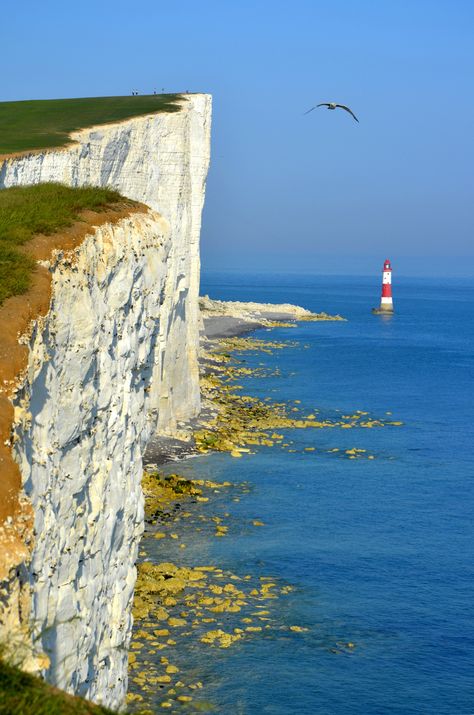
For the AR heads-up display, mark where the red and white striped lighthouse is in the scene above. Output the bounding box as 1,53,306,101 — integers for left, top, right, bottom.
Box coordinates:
379,258,394,312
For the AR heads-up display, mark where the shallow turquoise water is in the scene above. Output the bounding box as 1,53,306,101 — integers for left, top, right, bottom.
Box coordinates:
134,273,474,714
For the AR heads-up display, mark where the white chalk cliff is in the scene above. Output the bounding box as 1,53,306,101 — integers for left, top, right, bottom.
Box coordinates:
0,94,211,709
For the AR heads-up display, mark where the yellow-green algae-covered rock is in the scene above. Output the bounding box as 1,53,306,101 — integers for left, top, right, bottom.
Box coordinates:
194,335,401,462
126,328,404,711
129,474,311,711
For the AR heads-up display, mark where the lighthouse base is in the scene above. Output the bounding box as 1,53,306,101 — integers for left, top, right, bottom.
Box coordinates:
372,306,394,315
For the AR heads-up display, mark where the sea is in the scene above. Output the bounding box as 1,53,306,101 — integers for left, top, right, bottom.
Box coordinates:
135,273,474,715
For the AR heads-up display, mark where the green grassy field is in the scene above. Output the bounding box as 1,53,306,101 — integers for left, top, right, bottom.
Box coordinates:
0,183,131,305
0,658,117,715
0,94,183,154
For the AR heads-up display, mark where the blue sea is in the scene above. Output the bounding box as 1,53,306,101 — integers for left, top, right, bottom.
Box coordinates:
140,273,474,714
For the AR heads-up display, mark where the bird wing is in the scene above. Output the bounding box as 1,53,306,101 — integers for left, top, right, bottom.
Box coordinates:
335,104,359,122
304,103,330,115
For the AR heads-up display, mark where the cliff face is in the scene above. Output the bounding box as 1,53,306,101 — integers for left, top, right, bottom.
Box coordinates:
0,93,211,434
0,95,211,709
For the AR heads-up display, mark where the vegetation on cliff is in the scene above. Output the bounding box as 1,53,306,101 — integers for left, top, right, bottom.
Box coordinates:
0,94,183,154
0,182,133,305
0,658,117,715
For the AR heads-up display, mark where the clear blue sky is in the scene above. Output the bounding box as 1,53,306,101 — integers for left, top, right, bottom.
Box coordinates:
3,0,474,276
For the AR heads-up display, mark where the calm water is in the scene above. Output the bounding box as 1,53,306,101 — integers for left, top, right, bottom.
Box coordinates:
143,273,474,714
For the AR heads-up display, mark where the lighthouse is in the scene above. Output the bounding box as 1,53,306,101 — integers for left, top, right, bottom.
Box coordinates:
373,259,394,314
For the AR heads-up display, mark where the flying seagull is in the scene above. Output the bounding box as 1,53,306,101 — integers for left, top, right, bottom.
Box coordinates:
305,102,359,122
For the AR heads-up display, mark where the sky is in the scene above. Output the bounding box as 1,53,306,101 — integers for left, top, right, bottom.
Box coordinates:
2,0,474,276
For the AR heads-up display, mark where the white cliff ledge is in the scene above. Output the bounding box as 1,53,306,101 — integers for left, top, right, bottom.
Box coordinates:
0,95,211,710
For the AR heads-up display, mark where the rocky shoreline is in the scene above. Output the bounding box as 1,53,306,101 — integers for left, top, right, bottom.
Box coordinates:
127,470,299,712
129,298,405,712
126,299,347,711
144,298,345,467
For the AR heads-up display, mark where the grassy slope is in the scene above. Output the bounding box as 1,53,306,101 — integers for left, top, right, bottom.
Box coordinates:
0,659,117,715
0,183,132,305
0,94,183,154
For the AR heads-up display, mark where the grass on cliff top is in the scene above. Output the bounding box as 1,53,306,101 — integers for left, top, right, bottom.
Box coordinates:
0,182,130,305
0,659,117,715
0,94,183,154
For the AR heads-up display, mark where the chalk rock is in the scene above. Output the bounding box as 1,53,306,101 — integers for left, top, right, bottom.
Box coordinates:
1,95,211,710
